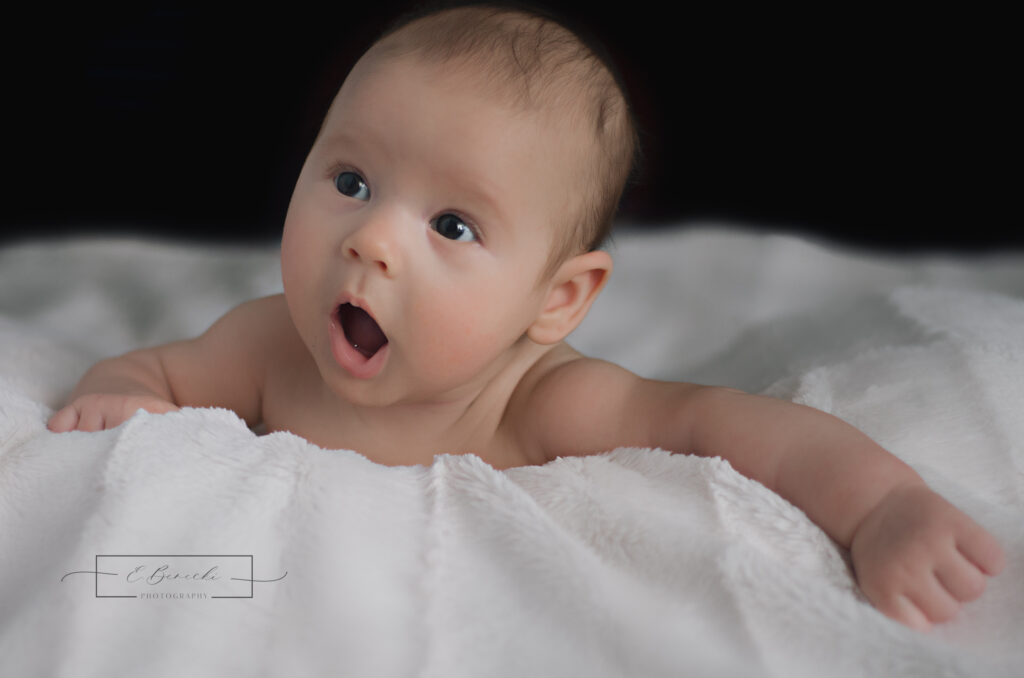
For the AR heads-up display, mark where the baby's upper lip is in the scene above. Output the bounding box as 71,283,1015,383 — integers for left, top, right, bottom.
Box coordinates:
333,291,384,329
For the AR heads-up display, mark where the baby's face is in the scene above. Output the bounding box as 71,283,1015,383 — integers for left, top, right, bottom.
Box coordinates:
281,54,589,406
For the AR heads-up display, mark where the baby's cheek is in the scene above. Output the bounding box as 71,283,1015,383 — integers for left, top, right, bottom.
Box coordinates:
280,231,306,292
281,223,324,295
414,305,497,372
280,233,324,344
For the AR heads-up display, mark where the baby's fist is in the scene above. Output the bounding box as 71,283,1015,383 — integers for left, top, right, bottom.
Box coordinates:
850,483,1005,630
47,393,179,433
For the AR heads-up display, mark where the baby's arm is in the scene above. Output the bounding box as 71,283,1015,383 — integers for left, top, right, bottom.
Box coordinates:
47,295,281,432
680,387,1005,630
525,355,1005,630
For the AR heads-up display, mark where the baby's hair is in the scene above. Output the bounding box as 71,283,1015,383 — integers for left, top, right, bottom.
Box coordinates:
367,1,639,278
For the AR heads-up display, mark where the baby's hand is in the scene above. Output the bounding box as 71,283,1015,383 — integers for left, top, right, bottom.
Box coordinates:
47,393,179,433
850,483,1005,630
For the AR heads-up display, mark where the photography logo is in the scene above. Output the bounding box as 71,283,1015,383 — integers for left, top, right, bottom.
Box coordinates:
61,555,286,600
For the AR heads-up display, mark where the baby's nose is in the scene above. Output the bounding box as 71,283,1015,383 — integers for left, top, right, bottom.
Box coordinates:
342,213,401,276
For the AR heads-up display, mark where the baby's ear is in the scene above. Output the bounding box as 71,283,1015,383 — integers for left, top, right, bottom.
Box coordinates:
527,250,612,345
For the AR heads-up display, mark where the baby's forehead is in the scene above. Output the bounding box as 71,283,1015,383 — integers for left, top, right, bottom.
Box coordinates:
325,50,600,164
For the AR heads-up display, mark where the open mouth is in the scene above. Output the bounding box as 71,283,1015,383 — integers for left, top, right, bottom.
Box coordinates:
337,302,388,359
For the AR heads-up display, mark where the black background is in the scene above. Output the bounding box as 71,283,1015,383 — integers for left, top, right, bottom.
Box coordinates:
4,2,1016,251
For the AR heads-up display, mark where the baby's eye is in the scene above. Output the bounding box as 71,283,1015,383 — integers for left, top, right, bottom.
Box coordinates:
334,171,370,201
431,213,478,243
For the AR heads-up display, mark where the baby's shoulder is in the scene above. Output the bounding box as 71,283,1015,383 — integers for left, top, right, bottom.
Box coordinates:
504,345,656,462
216,293,291,334
151,294,300,424
199,294,304,363
220,293,288,323
513,344,640,402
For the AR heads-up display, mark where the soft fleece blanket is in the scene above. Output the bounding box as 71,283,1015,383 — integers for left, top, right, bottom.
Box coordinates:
1,227,1022,677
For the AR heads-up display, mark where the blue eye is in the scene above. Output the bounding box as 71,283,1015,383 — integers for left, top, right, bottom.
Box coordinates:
335,171,370,201
432,213,478,242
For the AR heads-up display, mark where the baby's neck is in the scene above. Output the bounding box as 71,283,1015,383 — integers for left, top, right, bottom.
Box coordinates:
336,391,498,458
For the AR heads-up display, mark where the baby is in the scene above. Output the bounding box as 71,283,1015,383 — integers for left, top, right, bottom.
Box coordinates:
48,3,1003,631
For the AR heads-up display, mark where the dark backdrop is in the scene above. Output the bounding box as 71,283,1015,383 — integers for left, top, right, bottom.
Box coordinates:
4,2,1016,251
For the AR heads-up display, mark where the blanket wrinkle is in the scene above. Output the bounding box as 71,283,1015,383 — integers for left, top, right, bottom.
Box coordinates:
419,451,451,678
423,451,760,677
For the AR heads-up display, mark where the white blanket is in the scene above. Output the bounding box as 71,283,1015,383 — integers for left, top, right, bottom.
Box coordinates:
1,226,1022,677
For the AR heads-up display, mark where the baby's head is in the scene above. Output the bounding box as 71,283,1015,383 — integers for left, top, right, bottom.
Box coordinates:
327,2,637,277
281,3,638,400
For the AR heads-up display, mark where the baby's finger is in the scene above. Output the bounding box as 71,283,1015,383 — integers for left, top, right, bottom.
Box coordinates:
957,527,1006,576
935,554,988,602
78,408,107,432
889,595,932,632
145,401,180,415
907,574,961,626
47,406,80,433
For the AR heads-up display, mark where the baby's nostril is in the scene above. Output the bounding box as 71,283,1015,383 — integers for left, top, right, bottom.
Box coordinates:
344,240,394,275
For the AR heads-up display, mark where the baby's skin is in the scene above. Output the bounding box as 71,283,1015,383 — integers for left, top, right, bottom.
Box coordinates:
49,39,1003,632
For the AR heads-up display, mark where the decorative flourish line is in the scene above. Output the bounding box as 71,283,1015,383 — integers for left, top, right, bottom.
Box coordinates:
231,572,288,584
60,570,119,582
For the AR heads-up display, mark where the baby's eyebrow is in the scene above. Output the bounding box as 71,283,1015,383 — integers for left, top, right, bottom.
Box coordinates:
318,130,378,163
439,171,506,224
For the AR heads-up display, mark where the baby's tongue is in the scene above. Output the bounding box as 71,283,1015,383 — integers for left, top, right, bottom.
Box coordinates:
340,304,388,358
